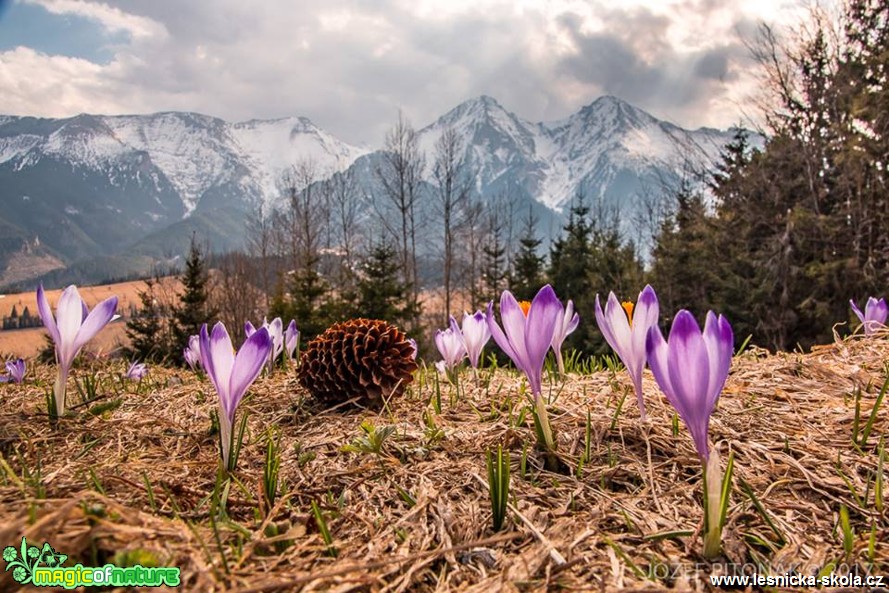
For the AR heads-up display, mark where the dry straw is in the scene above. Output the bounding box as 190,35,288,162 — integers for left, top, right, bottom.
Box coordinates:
1,334,887,591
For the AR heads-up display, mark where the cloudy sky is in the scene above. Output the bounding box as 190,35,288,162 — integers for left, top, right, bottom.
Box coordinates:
0,0,817,146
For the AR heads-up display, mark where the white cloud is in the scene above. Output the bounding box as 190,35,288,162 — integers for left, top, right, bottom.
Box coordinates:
21,0,167,39
0,0,832,144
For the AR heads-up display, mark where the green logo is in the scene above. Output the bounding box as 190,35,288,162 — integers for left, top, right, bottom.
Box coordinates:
3,537,180,589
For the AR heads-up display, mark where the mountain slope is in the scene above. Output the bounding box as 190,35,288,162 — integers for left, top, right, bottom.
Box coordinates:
0,97,745,288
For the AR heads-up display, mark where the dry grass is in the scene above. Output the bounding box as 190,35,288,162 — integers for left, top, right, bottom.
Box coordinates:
0,336,887,592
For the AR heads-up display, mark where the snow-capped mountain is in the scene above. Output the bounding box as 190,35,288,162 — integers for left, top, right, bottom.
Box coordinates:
0,96,743,288
417,95,734,212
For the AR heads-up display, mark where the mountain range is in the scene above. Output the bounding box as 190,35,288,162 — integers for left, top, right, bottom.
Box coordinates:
0,95,740,290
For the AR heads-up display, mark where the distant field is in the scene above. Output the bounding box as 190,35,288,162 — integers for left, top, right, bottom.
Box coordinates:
0,322,130,359
0,279,170,359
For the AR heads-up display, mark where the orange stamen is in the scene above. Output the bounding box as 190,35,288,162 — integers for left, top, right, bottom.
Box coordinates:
621,301,635,327
518,301,532,316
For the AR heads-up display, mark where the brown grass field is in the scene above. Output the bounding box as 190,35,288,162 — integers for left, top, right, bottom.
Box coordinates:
0,332,887,591
0,279,176,359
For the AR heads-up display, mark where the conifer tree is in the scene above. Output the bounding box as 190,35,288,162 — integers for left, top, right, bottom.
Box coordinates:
173,236,217,352
125,278,168,362
548,193,596,352
357,239,417,328
510,207,546,301
480,217,508,301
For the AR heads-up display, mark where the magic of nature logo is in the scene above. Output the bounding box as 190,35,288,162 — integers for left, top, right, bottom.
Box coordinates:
3,537,180,589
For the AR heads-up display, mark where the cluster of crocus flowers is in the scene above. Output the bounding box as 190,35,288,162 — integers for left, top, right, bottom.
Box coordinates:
434,317,467,381
125,361,148,381
36,284,118,418
850,297,888,336
487,284,563,452
647,309,734,559
245,317,299,369
595,285,659,420
200,321,272,472
433,311,492,381
0,358,26,384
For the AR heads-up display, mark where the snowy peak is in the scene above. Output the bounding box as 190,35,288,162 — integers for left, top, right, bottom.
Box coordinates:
0,111,367,214
415,95,737,210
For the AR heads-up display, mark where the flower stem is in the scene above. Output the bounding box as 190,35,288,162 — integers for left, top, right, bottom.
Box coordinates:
702,450,723,559
534,395,556,452
53,368,68,418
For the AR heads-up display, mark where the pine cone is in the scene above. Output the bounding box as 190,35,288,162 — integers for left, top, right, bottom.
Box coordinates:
298,319,418,405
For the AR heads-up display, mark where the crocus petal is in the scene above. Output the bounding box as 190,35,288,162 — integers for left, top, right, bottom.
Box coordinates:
597,292,633,366
866,297,888,328
461,310,491,368
630,285,659,368
498,290,533,374
646,324,674,404
226,327,272,422
55,286,86,365
36,284,60,346
703,312,734,409
526,285,562,370
72,296,118,355
245,321,257,338
487,300,520,367
200,322,235,411
285,320,299,358
666,312,710,412
268,317,284,358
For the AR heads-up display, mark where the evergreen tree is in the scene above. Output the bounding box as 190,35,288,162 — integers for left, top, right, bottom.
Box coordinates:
548,193,596,352
357,239,417,327
510,207,546,301
480,218,508,300
125,278,170,362
173,236,217,352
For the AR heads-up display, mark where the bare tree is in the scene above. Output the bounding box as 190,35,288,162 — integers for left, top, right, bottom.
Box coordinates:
210,252,265,344
374,112,425,326
432,126,471,324
245,200,275,310
279,158,329,273
328,166,363,292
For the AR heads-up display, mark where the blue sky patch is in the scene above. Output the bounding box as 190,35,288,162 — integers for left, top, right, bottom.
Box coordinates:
0,1,126,64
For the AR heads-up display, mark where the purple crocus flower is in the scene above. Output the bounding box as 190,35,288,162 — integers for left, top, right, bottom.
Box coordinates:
646,310,733,461
200,321,272,471
407,338,418,360
487,285,563,451
551,299,579,375
247,317,285,367
434,316,467,371
37,284,118,417
1,358,26,383
284,320,300,360
184,334,202,371
487,285,562,397
595,285,659,420
461,310,491,370
126,361,148,381
850,297,888,336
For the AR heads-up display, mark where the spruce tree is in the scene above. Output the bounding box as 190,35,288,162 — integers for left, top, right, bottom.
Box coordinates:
173,236,217,353
357,239,416,327
125,277,169,362
510,207,546,301
548,194,596,352
480,220,508,301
